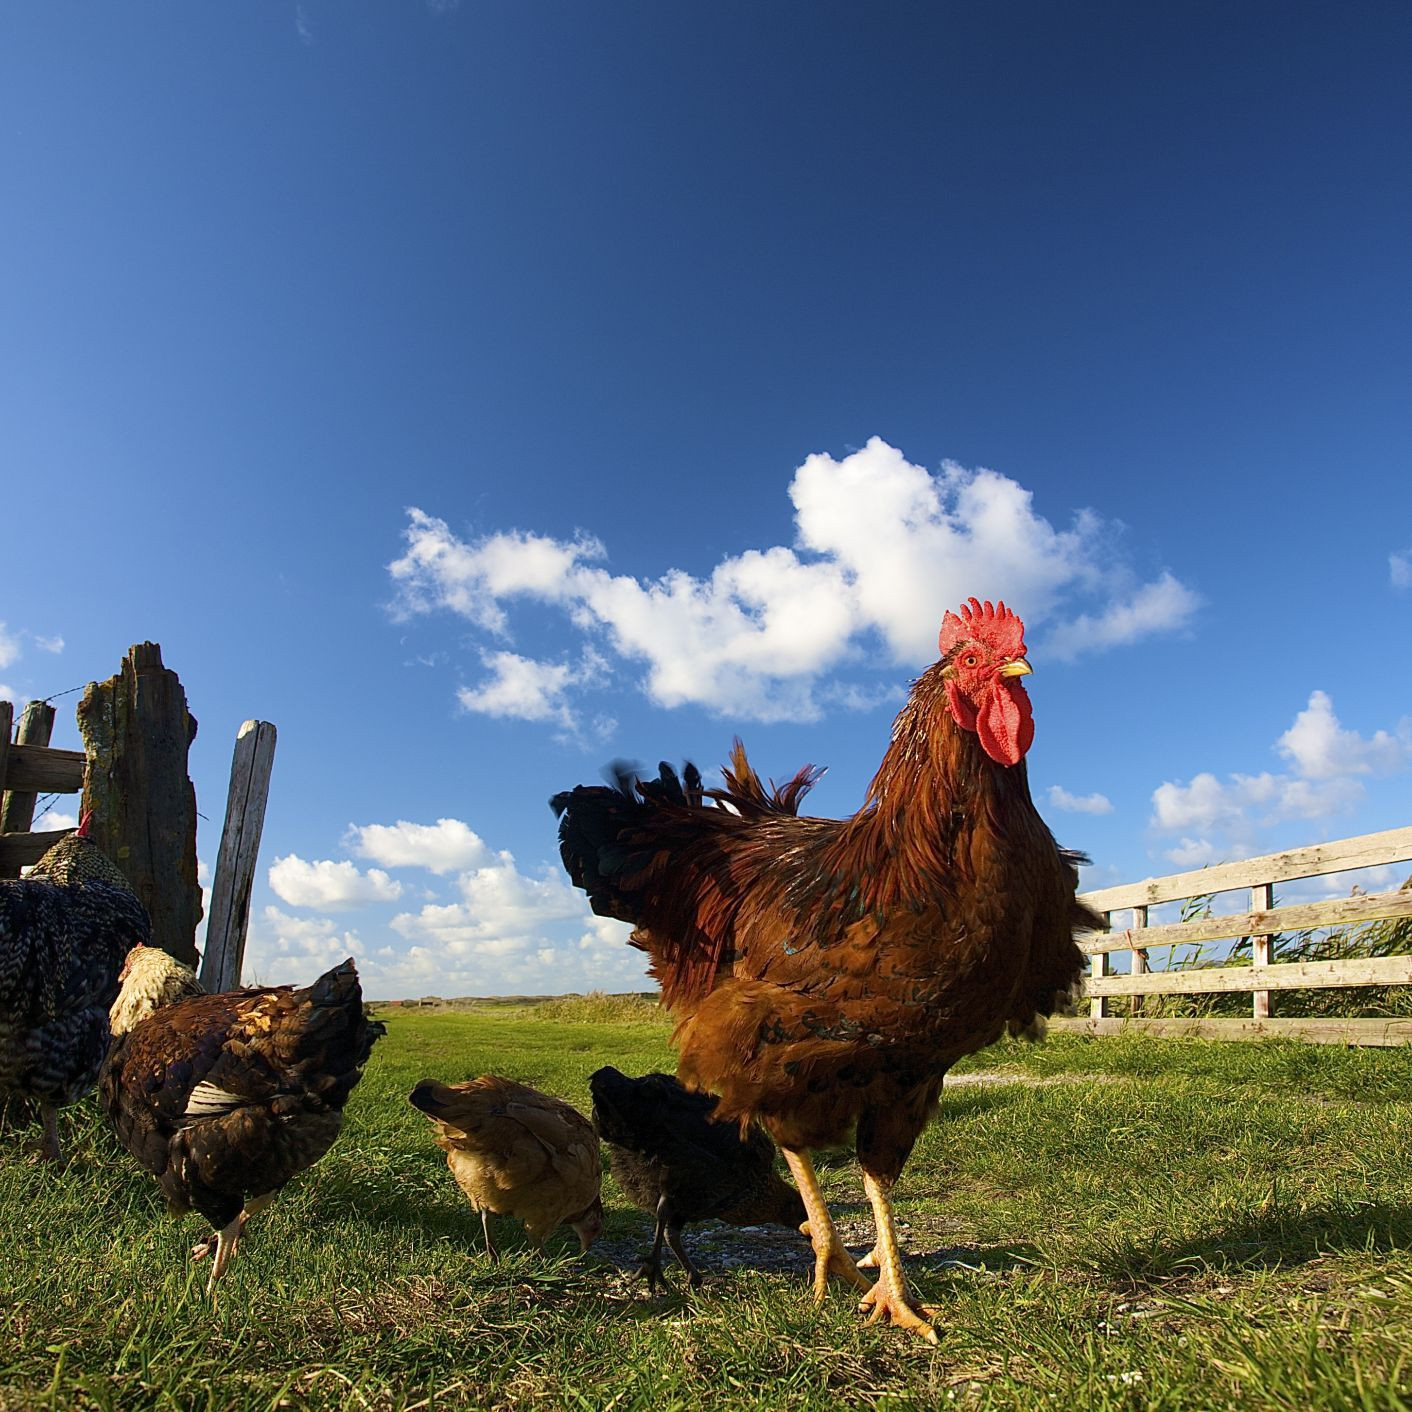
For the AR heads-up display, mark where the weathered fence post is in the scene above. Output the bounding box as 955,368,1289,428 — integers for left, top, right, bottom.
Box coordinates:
1129,904,1150,1018
77,643,202,966
1090,930,1111,1020
0,700,57,879
1251,881,1273,1020
200,720,277,992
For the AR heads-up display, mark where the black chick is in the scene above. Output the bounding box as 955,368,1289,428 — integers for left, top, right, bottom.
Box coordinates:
589,1065,805,1290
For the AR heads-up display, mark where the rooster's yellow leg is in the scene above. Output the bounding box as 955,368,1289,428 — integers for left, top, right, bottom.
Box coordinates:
781,1148,870,1301
858,1172,938,1344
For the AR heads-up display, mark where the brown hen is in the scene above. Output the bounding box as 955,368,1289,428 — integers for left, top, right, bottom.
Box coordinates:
410,1075,603,1258
102,954,383,1291
553,598,1102,1341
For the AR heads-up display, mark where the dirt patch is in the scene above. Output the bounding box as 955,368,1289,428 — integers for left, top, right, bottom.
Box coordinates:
945,1070,1117,1087
592,1212,1004,1295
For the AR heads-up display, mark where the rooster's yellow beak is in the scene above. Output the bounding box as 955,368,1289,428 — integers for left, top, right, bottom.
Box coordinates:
998,659,1033,678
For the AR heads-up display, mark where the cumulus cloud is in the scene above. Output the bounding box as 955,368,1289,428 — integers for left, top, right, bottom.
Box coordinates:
1044,574,1201,662
457,647,613,739
1150,691,1411,862
1162,837,1227,869
240,817,650,997
268,855,404,910
1391,550,1412,589
379,850,643,998
388,438,1197,724
243,906,366,984
391,855,586,951
389,513,603,634
1046,785,1114,815
346,817,490,875
1277,690,1410,780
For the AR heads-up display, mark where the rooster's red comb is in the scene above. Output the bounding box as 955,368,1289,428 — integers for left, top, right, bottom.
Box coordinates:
77,810,94,838
938,598,1026,660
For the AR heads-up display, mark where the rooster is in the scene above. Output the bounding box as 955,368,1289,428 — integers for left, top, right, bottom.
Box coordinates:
409,1075,603,1259
553,598,1102,1342
0,815,150,1164
102,953,384,1290
590,1065,805,1290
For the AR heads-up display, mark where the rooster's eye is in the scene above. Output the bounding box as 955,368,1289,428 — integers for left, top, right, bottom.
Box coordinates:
963,654,979,668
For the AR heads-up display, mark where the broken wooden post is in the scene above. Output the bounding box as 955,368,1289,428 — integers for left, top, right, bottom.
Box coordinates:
77,643,202,966
199,720,277,992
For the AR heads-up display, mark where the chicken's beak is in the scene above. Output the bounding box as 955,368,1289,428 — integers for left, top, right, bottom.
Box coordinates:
998,659,1033,678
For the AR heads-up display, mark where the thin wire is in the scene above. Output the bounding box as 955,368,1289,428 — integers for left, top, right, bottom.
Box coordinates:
39,684,86,704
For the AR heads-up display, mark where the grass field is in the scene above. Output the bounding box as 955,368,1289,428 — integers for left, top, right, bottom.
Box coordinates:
5,1002,1412,1410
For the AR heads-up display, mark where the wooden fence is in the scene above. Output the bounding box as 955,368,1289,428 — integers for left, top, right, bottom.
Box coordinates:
1050,825,1412,1046
0,699,84,877
2,646,276,985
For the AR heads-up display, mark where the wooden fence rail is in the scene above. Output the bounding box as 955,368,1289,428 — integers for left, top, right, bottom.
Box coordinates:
1051,825,1412,1046
0,699,83,877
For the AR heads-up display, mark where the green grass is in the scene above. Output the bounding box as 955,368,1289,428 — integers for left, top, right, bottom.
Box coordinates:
5,1009,1412,1409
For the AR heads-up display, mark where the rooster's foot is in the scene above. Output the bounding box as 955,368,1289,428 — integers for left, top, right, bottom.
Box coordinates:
635,1256,669,1292
799,1220,871,1301
859,1279,939,1344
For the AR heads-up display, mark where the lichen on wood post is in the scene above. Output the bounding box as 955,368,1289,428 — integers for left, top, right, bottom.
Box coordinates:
77,642,203,966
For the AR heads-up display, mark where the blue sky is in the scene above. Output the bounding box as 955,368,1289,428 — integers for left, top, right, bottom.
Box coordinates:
2,2,1409,999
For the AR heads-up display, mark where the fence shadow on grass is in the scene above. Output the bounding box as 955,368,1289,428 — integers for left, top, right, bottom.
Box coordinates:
1089,1198,1412,1285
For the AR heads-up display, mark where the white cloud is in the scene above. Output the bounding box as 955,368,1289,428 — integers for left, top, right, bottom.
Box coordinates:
457,647,612,737
32,806,78,832
1151,769,1363,835
1162,837,1226,868
389,512,603,634
0,624,18,670
1150,692,1411,853
242,906,365,985
1046,785,1114,815
239,815,654,996
1277,690,1411,780
379,851,645,999
391,855,586,951
33,635,64,654
268,855,404,910
1044,573,1200,662
346,817,490,875
388,438,1198,723
1391,550,1412,589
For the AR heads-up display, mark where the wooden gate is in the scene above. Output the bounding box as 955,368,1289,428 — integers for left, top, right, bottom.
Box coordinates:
1051,826,1412,1045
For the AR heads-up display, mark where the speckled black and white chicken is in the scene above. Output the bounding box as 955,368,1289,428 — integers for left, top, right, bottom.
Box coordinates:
0,815,150,1164
102,950,383,1290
